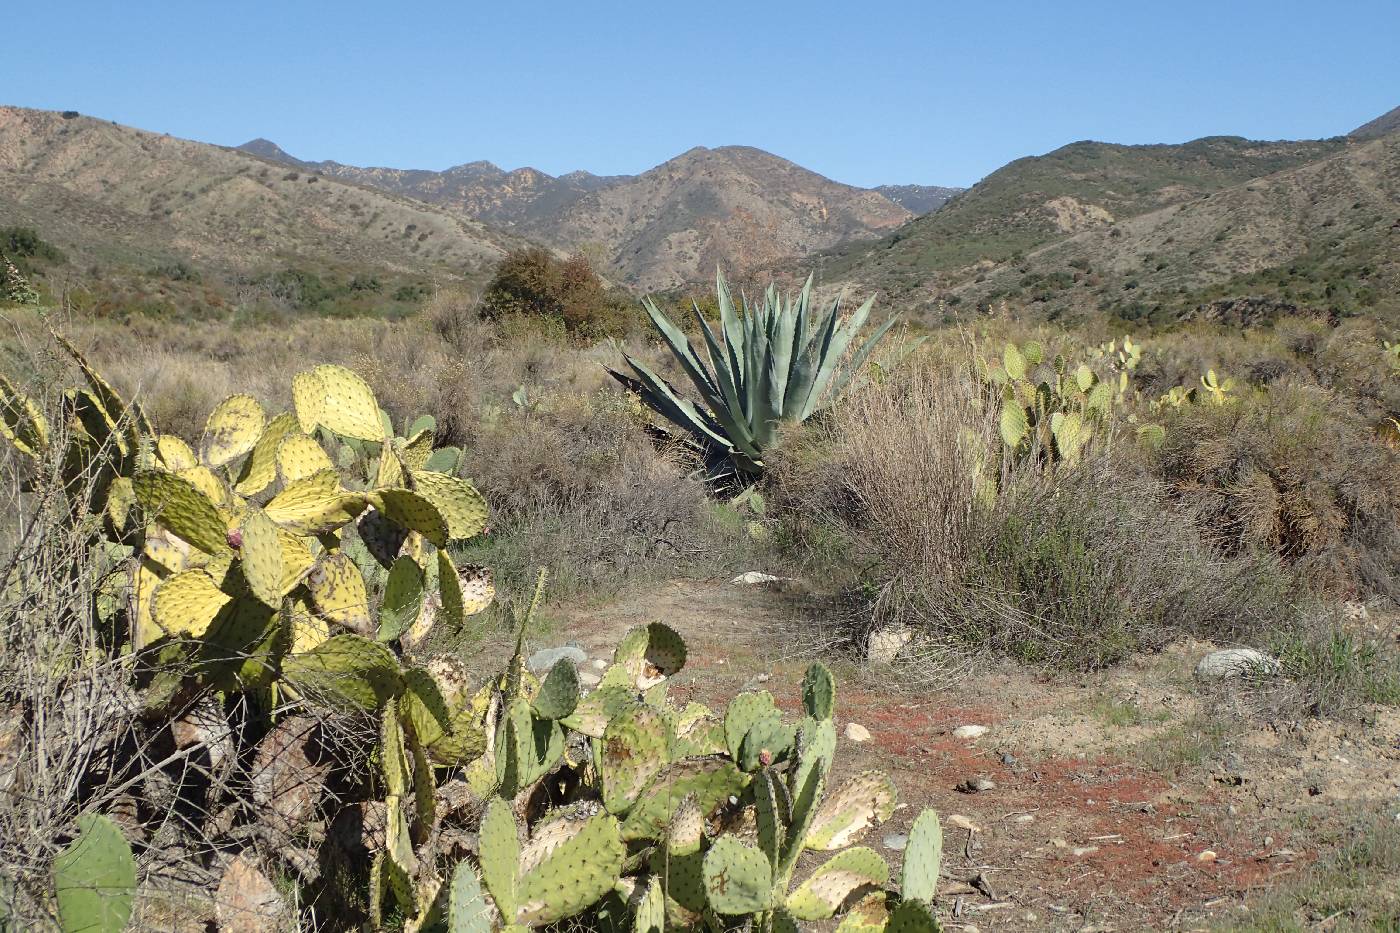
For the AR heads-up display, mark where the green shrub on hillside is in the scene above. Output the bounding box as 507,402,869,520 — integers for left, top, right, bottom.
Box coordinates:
480,247,635,338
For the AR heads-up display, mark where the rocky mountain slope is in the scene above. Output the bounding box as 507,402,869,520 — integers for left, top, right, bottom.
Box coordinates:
1351,105,1400,140
239,139,923,291
872,183,963,214
822,134,1354,300
0,107,516,282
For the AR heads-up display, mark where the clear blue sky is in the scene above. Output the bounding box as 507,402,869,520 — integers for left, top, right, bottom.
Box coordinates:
5,1,1396,188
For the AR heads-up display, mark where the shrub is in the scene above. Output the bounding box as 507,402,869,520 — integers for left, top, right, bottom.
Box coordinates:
479,247,634,339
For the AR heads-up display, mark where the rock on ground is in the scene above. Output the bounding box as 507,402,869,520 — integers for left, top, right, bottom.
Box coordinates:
1195,648,1281,678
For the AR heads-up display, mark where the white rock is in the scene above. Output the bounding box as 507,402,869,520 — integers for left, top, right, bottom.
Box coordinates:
953,724,989,740
947,814,982,832
1195,648,1281,679
527,646,588,673
591,658,608,671
731,571,781,586
866,625,913,665
882,833,908,851
844,722,872,743
578,671,602,687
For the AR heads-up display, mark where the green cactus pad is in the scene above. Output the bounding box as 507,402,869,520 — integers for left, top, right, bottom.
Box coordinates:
378,555,425,643
723,690,779,761
790,716,837,802
371,488,449,547
53,812,136,933
739,714,795,772
600,703,672,814
306,552,371,634
238,509,285,607
152,569,233,637
702,835,772,915
356,506,409,568
0,373,49,458
276,432,335,485
786,846,888,921
533,659,581,721
201,393,265,467
298,364,387,442
478,797,519,919
514,811,623,925
380,699,412,796
264,469,366,536
901,808,942,904
801,662,837,720
234,411,298,495
133,470,230,555
425,446,463,474
281,634,403,708
886,898,941,932
562,684,635,738
611,622,687,687
806,770,898,851
631,875,665,933
401,667,453,747
621,756,748,841
448,861,493,933
496,696,564,796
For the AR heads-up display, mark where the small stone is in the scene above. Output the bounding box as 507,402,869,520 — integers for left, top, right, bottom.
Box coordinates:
1071,846,1099,857
866,625,913,665
1195,648,1281,679
216,854,288,933
731,571,781,586
953,724,989,740
591,659,608,671
578,671,601,687
526,646,588,673
1197,850,1217,862
1263,836,1273,847
1011,813,1036,824
947,814,982,832
956,776,996,794
882,833,909,851
844,723,872,743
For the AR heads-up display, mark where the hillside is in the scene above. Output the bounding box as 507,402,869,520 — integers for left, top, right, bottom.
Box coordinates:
240,140,920,291
1351,105,1400,140
955,131,1400,323
0,107,516,286
872,183,963,214
823,134,1352,299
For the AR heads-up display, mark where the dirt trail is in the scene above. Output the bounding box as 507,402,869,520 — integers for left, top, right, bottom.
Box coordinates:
553,579,1400,932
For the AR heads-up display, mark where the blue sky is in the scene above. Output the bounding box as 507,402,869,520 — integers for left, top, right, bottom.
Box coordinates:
5,1,1396,187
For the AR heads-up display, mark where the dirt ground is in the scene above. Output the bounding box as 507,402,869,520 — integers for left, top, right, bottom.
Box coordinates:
550,578,1400,932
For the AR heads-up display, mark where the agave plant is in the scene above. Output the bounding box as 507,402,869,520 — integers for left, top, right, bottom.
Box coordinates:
612,271,896,477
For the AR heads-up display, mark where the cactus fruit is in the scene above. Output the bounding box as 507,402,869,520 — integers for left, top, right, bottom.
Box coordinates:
53,813,136,933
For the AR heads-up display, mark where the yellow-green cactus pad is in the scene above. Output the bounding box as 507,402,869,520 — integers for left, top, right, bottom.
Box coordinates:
234,412,298,496
288,600,331,654
401,430,434,471
134,470,230,555
276,433,334,485
437,556,494,627
281,634,404,709
408,471,488,541
785,847,888,922
306,552,371,634
264,469,366,536
834,892,890,933
805,770,897,851
370,488,448,547
201,394,265,467
238,509,284,607
296,365,385,442
0,373,50,457
176,465,227,510
131,556,166,649
152,568,233,636
514,811,624,926
153,435,196,472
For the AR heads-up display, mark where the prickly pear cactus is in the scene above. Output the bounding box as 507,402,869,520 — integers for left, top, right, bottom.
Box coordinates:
53,813,137,933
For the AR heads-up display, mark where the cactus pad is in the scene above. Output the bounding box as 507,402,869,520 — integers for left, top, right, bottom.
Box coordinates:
408,471,488,541
514,810,623,925
238,509,284,607
785,846,888,921
306,552,371,635
885,898,940,932
533,659,581,721
53,812,136,933
153,569,233,637
723,690,779,761
202,393,265,467
806,770,898,851
599,703,671,814
234,411,298,496
297,364,386,441
621,756,747,841
264,469,366,535
702,835,772,915
155,434,197,471
801,662,836,720
134,470,230,555
276,433,335,485
448,861,493,933
281,634,403,708
901,808,942,903
379,556,425,643
834,892,891,932
356,506,409,567
477,797,519,919
371,488,449,547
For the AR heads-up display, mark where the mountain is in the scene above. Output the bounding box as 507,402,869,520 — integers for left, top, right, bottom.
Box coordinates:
822,134,1355,304
894,132,1398,325
0,107,516,285
1351,105,1400,140
872,184,963,214
237,139,924,291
